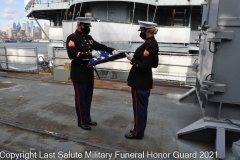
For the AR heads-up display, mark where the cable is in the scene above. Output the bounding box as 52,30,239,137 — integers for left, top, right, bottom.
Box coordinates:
64,9,68,20
209,42,217,53
60,7,63,24
129,1,135,47
38,56,52,73
205,73,214,81
201,30,207,35
196,41,200,47
71,3,77,32
194,58,198,63
201,21,207,35
147,0,149,21
77,3,82,17
152,2,157,22
131,1,135,24
224,119,240,127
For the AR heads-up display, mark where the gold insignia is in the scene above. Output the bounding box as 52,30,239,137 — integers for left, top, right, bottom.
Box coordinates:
68,40,75,48
143,49,150,56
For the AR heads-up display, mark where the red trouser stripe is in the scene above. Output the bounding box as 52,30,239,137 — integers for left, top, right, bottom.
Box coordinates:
76,83,82,125
134,89,138,136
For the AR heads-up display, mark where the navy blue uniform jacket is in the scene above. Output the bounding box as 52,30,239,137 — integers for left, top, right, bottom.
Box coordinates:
127,37,159,89
66,30,114,81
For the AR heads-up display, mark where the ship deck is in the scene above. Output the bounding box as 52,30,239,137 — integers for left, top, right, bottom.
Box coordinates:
0,72,235,160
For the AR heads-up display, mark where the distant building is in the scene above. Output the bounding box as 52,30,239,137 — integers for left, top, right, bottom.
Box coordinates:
7,28,17,39
21,23,26,31
41,23,49,40
17,22,21,32
19,30,26,38
26,21,30,36
32,26,42,39
13,22,17,30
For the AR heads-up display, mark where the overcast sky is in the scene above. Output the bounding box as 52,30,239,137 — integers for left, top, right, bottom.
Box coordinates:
0,0,48,31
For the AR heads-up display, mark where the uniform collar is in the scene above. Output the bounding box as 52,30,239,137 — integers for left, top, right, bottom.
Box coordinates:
75,30,83,35
145,36,154,43
146,36,154,41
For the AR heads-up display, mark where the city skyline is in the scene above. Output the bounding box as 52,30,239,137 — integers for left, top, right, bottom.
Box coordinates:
0,0,48,32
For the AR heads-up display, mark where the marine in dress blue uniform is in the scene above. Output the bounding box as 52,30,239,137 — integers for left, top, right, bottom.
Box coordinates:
125,20,159,139
66,17,118,130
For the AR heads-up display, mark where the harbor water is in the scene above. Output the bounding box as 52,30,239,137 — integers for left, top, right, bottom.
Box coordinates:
0,42,49,53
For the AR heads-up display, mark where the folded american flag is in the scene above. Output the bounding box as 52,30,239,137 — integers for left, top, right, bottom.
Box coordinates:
87,51,131,67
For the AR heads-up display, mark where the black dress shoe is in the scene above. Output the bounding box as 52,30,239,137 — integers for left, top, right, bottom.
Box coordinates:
129,129,144,137
88,121,97,125
125,133,142,140
78,124,91,130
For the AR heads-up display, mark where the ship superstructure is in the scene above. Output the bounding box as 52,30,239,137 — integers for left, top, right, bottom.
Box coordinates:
23,0,205,85
0,1,239,159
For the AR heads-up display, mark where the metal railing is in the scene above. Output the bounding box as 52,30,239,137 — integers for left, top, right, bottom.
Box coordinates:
52,47,197,86
0,46,197,86
25,0,69,11
0,47,39,73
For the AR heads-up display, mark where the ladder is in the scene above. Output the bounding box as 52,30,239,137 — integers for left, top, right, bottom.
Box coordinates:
172,9,187,26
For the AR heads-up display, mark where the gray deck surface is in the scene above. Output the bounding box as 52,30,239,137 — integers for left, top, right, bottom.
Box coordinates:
0,74,235,160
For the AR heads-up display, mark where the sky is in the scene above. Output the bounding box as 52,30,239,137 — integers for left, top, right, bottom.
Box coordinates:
0,0,48,31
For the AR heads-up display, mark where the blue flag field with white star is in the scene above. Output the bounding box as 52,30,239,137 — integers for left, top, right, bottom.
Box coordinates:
87,51,131,67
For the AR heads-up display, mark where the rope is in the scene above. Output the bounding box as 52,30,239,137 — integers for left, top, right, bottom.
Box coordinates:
129,1,135,46
131,1,135,24
64,9,67,20
77,3,82,17
38,56,52,73
71,3,77,32
153,2,157,22
147,0,149,21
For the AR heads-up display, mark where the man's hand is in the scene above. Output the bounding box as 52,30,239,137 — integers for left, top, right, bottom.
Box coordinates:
125,52,134,61
92,50,101,58
112,50,119,55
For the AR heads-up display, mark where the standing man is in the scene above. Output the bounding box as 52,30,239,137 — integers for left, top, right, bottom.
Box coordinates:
66,16,118,130
124,20,159,139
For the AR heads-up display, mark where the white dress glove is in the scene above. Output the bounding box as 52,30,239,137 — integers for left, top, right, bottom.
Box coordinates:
112,50,119,55
92,50,101,58
125,52,134,61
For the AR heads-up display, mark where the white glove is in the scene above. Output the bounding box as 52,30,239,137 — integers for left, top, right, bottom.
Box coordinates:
125,52,134,61
112,50,119,55
92,50,100,58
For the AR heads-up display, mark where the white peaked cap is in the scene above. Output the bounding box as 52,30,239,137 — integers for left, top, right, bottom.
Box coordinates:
75,17,92,27
138,20,157,31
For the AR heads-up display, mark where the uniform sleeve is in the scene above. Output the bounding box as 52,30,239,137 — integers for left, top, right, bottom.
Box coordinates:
131,45,153,72
66,36,92,60
90,35,115,53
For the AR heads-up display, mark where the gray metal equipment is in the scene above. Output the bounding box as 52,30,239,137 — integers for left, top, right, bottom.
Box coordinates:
232,140,240,160
178,0,240,159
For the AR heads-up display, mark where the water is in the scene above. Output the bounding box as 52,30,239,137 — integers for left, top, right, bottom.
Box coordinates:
0,42,49,53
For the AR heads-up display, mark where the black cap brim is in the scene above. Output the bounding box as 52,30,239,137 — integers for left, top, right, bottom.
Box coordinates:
85,23,92,27
138,27,145,31
80,23,92,27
